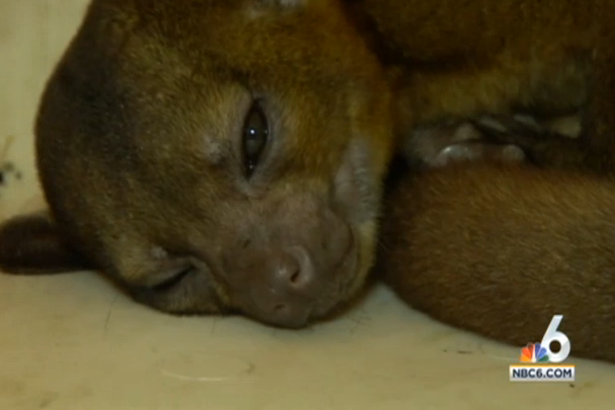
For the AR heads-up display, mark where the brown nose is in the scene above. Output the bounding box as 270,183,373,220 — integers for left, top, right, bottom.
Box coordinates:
248,247,318,328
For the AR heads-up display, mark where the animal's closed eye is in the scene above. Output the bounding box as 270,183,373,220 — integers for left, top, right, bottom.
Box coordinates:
242,101,269,178
151,265,195,292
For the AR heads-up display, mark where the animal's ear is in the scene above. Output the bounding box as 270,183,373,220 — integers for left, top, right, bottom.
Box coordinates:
0,212,91,274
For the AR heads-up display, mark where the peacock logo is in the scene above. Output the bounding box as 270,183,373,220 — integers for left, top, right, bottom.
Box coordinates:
520,343,550,363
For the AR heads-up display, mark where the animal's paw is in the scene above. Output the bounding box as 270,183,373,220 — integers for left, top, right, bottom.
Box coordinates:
403,121,526,169
475,112,582,141
430,142,525,168
471,112,588,169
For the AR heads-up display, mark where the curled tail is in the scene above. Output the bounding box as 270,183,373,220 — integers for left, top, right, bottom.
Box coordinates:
0,211,91,274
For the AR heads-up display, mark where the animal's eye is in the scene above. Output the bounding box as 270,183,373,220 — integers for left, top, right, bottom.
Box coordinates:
242,102,269,178
151,266,194,292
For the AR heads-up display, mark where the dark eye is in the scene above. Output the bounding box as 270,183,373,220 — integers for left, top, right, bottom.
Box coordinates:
151,266,193,292
242,102,269,177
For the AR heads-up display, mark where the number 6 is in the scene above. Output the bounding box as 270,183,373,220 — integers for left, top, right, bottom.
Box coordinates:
540,315,571,363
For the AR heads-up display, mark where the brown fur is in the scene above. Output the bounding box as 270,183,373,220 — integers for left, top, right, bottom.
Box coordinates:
352,0,615,362
356,0,615,173
2,0,615,343
0,212,90,274
378,163,615,363
0,0,394,328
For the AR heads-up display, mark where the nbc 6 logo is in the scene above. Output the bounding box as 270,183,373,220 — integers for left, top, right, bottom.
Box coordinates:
540,315,571,363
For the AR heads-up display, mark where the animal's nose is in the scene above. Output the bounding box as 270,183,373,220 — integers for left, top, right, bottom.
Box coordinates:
273,247,313,290
249,247,317,328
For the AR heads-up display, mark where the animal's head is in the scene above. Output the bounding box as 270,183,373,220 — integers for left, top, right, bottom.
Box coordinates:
0,0,394,328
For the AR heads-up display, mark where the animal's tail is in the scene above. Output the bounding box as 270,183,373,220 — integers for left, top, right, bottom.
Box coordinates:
0,211,92,274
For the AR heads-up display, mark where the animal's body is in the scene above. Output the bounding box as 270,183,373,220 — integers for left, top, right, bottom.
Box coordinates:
379,163,615,363
0,0,613,363
358,0,615,363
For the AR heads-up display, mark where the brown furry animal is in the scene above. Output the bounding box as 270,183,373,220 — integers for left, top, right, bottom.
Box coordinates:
2,0,615,341
0,0,396,328
378,162,615,363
